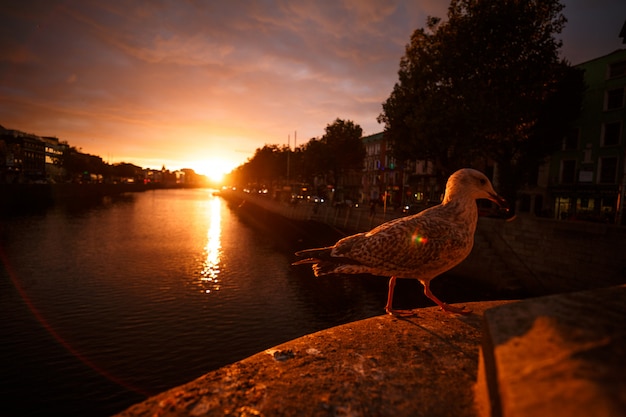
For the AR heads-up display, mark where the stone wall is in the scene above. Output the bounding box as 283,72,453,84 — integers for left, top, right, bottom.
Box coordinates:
454,215,626,296
222,191,626,297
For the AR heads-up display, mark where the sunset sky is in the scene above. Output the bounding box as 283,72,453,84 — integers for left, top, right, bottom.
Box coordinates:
1,1,625,180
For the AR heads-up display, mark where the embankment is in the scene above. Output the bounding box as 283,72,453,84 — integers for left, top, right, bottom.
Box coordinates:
221,193,347,254
0,182,202,215
222,189,626,298
114,284,626,417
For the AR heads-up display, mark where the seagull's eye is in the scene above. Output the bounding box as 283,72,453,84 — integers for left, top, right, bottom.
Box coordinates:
479,178,486,186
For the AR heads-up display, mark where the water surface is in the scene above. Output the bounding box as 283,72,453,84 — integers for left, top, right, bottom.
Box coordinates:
1,189,393,416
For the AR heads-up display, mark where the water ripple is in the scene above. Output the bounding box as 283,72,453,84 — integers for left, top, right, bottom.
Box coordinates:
1,189,384,416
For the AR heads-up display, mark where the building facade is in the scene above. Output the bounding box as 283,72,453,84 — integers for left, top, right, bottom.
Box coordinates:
548,49,626,224
361,132,403,206
361,132,439,210
0,126,46,183
41,136,69,182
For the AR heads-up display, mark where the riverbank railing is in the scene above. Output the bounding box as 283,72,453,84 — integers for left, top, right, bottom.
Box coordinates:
225,190,405,233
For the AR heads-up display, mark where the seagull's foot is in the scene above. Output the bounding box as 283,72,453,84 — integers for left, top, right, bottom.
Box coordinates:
386,308,418,317
440,303,472,315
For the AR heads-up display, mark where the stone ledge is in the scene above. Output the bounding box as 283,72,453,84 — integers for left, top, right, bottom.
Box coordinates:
115,300,510,417
477,284,626,417
114,286,626,417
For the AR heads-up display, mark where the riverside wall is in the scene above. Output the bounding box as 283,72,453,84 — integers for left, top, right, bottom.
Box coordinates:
221,190,626,297
115,286,626,417
0,182,207,215
455,214,626,296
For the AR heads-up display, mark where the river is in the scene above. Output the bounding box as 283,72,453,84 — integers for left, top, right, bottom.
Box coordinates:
1,188,398,416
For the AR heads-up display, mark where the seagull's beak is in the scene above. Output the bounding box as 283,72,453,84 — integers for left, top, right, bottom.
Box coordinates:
487,192,516,221
488,192,509,212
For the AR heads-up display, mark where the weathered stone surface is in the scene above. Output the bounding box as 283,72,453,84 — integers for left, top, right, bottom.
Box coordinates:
114,285,626,417
480,285,626,417
115,300,509,417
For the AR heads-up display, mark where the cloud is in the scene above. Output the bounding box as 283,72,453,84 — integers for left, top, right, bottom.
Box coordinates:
1,0,623,172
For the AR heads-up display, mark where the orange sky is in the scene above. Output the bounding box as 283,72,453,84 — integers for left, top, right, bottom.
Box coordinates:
1,1,625,179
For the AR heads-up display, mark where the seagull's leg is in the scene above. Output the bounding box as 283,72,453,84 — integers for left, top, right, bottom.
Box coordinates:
384,276,396,314
423,281,472,315
385,276,416,317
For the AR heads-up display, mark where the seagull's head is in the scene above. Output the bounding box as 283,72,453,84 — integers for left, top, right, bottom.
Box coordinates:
444,168,508,210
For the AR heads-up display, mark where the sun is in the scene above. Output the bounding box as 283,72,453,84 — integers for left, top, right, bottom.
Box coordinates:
194,158,236,184
204,166,225,184
205,170,225,184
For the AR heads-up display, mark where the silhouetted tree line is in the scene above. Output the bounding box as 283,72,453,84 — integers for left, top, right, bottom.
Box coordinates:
62,146,145,183
228,118,365,198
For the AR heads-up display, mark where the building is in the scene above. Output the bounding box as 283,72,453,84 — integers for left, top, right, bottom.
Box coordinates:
41,136,69,182
361,132,384,203
0,126,46,183
547,49,626,224
361,132,404,206
361,132,438,210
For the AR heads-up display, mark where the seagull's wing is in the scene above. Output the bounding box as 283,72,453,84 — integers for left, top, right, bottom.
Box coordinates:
332,207,471,274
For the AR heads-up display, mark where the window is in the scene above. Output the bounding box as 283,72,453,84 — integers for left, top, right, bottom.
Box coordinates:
579,170,593,182
561,160,576,184
598,157,618,183
602,122,621,146
608,60,626,78
606,88,624,110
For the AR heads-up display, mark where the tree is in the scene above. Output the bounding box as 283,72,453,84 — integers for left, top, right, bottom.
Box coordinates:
240,144,287,187
298,137,330,192
320,118,365,188
378,0,584,203
228,119,365,196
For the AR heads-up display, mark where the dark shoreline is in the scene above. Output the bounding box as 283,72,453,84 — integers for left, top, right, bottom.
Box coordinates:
0,182,206,216
219,190,347,254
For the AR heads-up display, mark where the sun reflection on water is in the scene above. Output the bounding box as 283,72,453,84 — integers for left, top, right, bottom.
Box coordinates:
200,197,222,294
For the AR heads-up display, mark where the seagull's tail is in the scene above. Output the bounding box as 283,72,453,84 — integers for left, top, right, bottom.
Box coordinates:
293,246,363,277
292,247,336,276
293,247,333,262
291,257,319,266
292,258,338,277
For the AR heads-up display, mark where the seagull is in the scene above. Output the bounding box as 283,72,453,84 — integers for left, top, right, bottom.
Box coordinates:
292,168,508,316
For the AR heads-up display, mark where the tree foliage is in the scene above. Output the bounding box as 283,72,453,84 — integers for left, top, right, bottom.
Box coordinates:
320,118,365,186
378,0,584,200
229,118,365,193
230,144,289,187
299,137,330,181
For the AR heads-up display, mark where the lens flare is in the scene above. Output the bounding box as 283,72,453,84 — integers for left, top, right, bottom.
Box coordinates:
411,231,428,245
0,246,150,397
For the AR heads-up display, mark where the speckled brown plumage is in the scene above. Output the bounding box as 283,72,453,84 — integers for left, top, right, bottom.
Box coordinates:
293,168,508,315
